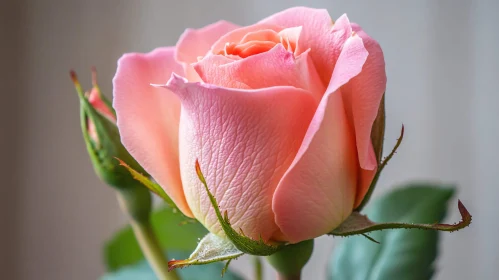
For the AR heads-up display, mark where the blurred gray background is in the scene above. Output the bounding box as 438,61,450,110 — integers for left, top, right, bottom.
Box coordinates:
1,0,498,279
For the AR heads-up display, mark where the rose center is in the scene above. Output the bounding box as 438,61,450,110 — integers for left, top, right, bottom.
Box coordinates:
217,28,299,58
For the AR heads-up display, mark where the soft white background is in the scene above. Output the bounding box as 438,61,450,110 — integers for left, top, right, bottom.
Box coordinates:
1,0,498,279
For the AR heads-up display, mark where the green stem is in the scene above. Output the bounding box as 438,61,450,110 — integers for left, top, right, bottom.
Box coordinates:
253,256,263,280
117,190,180,280
130,220,180,280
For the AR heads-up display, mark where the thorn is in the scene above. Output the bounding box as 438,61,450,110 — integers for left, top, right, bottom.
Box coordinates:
361,233,380,244
457,200,472,225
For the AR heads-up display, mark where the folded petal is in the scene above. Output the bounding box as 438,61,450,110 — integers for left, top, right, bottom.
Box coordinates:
273,35,368,243
161,75,317,241
343,24,387,206
113,47,193,217
260,8,352,87
194,44,324,100
210,23,281,54
175,21,240,81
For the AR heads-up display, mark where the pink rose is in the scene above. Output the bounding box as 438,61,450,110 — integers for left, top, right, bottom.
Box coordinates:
113,7,386,243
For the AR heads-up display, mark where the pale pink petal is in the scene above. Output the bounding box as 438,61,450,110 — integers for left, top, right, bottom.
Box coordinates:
161,74,317,241
175,21,240,81
192,54,252,89
260,8,353,87
239,29,280,44
113,47,193,217
273,35,368,242
194,45,325,101
88,89,116,122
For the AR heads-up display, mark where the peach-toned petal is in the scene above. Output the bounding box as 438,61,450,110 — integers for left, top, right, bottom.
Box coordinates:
113,47,193,217
161,74,317,241
239,29,280,44
273,35,368,243
210,23,282,54
342,24,386,205
175,20,240,81
346,24,387,167
194,44,324,101
278,26,302,54
260,8,353,87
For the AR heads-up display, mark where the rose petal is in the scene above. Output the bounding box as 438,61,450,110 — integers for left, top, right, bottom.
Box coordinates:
239,29,280,44
113,47,193,217
273,35,368,242
210,23,282,54
194,44,324,101
88,89,115,122
260,8,352,88
343,24,387,205
161,74,317,241
278,26,302,54
175,20,240,81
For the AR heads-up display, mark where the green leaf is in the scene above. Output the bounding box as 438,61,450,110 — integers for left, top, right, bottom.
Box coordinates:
101,251,244,280
168,233,244,270
195,160,283,256
329,184,463,280
104,207,207,271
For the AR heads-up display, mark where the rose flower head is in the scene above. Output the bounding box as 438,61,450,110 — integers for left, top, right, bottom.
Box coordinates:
113,7,386,244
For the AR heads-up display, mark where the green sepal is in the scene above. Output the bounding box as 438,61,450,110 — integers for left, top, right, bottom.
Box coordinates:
117,159,180,212
356,125,404,211
167,233,244,271
370,93,386,164
102,250,244,280
331,193,471,237
195,160,283,256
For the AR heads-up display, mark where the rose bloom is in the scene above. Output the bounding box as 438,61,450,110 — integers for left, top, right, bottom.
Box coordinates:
113,7,386,243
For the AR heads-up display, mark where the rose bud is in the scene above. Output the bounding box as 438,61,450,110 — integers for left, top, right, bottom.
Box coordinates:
113,7,386,243
70,69,148,192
